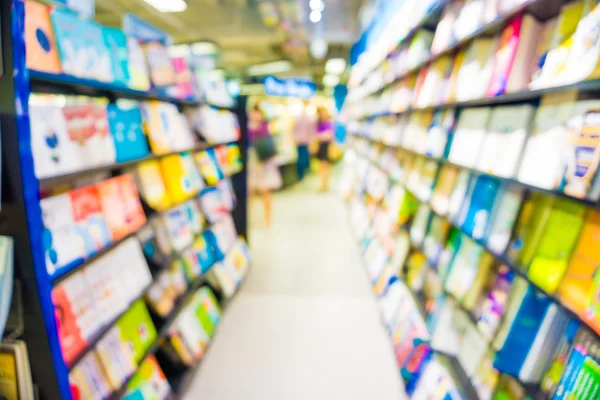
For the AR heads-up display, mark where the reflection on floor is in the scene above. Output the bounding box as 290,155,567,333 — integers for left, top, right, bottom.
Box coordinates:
183,178,406,400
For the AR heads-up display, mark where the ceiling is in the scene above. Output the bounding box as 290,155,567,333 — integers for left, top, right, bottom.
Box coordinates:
95,0,363,84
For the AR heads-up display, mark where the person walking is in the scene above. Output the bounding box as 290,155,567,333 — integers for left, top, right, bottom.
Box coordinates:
316,106,334,192
292,102,316,181
248,104,282,228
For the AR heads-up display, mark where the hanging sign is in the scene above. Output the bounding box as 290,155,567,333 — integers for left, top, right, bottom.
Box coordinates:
123,13,172,44
263,76,316,99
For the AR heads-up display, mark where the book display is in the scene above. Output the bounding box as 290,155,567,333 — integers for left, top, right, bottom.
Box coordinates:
343,0,600,398
0,1,250,399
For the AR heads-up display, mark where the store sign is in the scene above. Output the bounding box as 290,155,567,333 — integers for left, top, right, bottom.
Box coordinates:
123,14,172,44
263,76,316,99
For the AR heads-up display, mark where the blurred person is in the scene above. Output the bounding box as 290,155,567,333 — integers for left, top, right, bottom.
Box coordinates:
248,103,282,227
316,106,334,191
293,101,316,181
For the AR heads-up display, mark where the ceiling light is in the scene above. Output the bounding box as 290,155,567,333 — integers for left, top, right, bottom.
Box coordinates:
310,39,328,59
310,10,322,23
323,74,340,87
247,60,293,76
325,58,347,75
190,41,219,55
310,0,324,10
143,0,187,12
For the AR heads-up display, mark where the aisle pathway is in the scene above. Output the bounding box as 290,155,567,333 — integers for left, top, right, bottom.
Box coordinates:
183,179,405,400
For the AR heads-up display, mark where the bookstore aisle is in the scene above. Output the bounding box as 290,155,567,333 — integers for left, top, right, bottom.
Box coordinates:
183,178,407,400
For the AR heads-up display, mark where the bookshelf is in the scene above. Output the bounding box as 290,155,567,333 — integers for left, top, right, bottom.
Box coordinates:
0,1,251,399
343,0,600,398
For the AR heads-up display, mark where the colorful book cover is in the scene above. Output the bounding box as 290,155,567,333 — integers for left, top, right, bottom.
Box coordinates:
444,237,483,301
160,153,204,204
29,105,83,179
527,199,586,293
102,27,131,87
41,193,87,276
95,327,136,389
106,104,150,163
127,38,151,91
456,175,501,241
63,105,116,168
143,41,176,88
559,211,600,314
123,355,171,400
559,108,600,200
0,351,19,400
171,57,196,100
162,205,195,252
69,353,113,400
477,104,535,178
50,10,113,82
194,150,224,185
134,160,172,212
506,193,554,269
69,185,112,256
415,56,452,108
477,265,515,341
142,101,195,155
426,108,454,158
97,176,146,241
52,273,101,365
487,16,524,97
25,0,62,74
430,165,459,216
116,301,157,363
505,15,544,93
193,234,216,274
456,37,497,101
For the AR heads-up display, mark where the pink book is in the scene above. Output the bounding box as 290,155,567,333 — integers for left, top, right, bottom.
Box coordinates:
486,16,524,97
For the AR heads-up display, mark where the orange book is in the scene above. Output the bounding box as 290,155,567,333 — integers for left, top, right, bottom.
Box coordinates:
558,210,600,313
25,0,62,74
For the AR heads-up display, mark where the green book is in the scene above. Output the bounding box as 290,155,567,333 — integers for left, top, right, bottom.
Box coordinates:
116,300,158,363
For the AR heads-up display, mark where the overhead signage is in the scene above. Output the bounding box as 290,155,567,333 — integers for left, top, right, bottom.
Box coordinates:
123,13,172,44
263,76,316,99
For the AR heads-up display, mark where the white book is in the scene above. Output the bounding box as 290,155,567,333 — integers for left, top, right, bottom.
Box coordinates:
456,38,498,101
477,104,535,178
448,107,492,167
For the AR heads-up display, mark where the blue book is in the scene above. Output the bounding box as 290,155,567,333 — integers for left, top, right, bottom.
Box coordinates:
107,104,150,163
553,346,586,400
457,175,501,241
102,27,131,87
494,286,551,376
50,10,113,82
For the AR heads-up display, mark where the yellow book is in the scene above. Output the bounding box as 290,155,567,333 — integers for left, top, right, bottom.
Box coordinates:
0,352,18,400
133,160,172,211
159,153,204,204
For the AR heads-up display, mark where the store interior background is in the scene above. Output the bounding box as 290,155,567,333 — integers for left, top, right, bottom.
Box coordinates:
6,0,600,400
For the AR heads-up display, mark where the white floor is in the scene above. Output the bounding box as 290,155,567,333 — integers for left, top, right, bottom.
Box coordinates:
183,178,406,400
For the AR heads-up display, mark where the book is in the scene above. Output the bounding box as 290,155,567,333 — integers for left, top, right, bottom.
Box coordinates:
62,104,116,169
50,10,113,82
94,327,136,389
102,27,131,87
431,164,460,217
40,193,88,276
448,107,493,168
518,91,579,189
477,265,515,341
425,108,454,158
444,237,484,301
96,175,146,241
52,272,102,364
527,198,586,293
453,0,485,41
431,1,462,54
476,104,535,178
123,355,171,400
133,160,172,212
159,153,204,204
142,102,195,155
406,30,434,70
455,38,497,101
485,184,524,255
29,104,83,179
456,175,501,241
25,0,62,74
69,351,113,399
162,204,196,252
143,41,176,88
415,57,453,108
69,185,112,256
559,107,600,200
558,211,600,314
195,149,225,186
106,104,150,163
127,38,151,91
402,111,434,152
115,301,157,363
